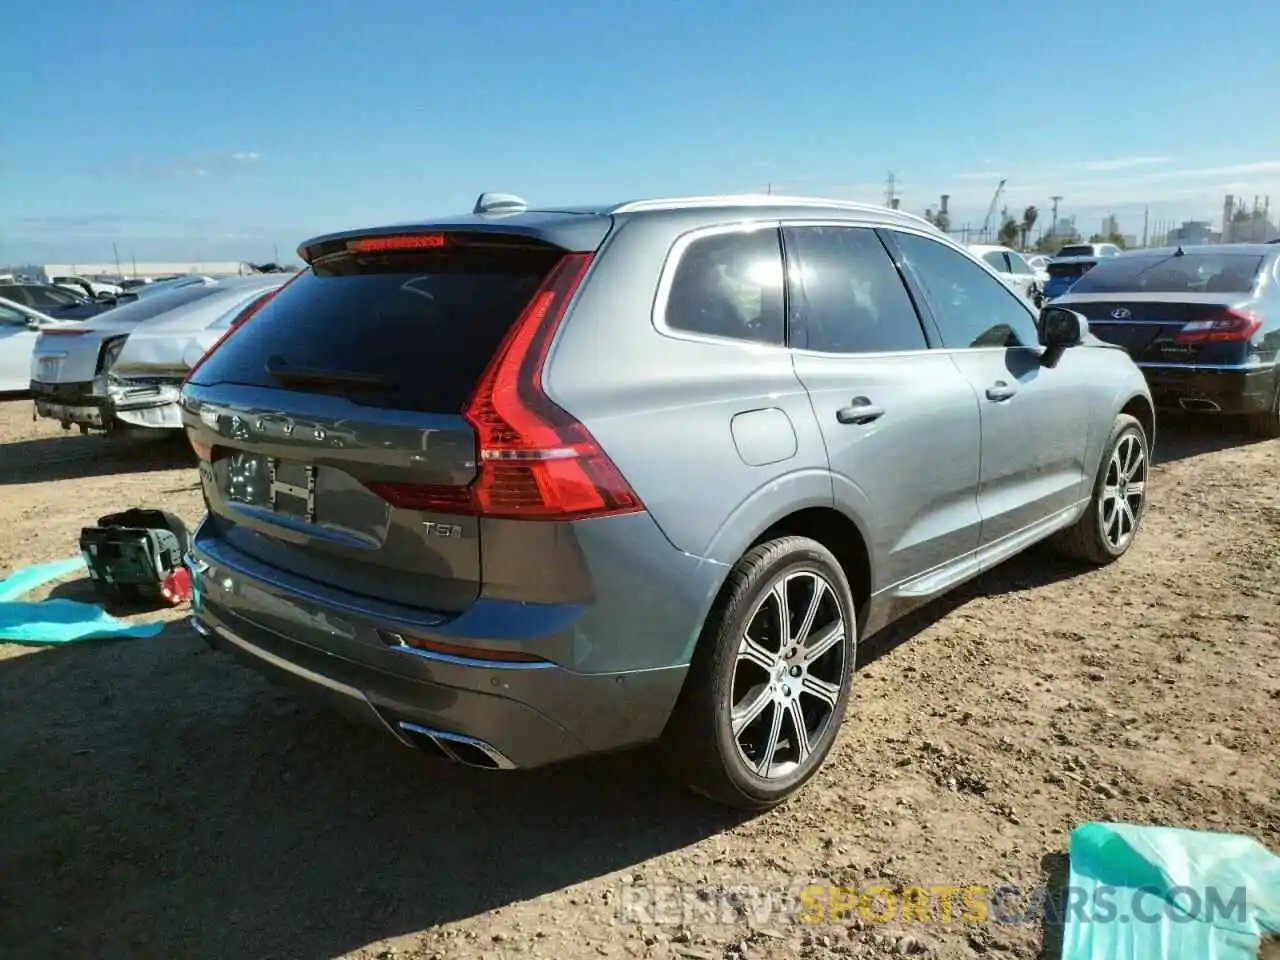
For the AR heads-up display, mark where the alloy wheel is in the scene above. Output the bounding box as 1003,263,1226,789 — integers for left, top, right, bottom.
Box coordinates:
730,571,848,780
1100,431,1146,551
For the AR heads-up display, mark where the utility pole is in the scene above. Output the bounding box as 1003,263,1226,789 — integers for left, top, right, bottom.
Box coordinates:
1049,196,1063,237
113,241,122,277
766,183,773,196
1142,207,1149,248
885,172,899,210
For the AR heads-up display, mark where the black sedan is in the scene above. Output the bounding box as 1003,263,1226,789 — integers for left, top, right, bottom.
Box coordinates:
1050,244,1280,437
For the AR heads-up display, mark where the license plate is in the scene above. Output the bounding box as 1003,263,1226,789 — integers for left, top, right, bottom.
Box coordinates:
268,459,317,523
36,358,60,379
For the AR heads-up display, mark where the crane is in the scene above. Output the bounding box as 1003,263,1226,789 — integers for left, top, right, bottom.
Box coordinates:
980,179,1007,241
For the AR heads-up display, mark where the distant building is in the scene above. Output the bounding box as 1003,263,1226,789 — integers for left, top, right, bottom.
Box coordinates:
37,262,259,281
1100,214,1120,237
1165,221,1218,246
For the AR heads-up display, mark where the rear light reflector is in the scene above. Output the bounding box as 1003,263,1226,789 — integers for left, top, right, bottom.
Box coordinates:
377,630,548,663
1175,310,1263,343
360,251,644,521
347,233,448,253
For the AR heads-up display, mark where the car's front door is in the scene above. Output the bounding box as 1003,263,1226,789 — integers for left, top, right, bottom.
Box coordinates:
783,224,982,591
0,304,37,392
1005,251,1039,302
885,229,1093,555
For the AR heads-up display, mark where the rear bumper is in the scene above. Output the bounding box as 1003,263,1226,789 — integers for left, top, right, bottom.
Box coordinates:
185,519,714,770
109,378,183,429
1138,363,1278,414
30,379,112,429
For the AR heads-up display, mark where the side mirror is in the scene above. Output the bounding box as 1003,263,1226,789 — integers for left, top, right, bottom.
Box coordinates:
1040,307,1088,348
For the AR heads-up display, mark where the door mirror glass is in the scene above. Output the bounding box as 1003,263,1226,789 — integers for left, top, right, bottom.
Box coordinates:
1040,307,1088,348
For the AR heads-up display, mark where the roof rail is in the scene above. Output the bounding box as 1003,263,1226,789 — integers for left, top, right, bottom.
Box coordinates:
609,194,935,225
473,192,529,216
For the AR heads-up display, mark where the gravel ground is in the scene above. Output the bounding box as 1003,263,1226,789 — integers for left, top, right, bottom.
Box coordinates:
0,396,1276,960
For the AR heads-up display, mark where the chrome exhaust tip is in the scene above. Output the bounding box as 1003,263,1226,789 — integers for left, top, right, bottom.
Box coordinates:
1178,398,1221,412
397,721,516,771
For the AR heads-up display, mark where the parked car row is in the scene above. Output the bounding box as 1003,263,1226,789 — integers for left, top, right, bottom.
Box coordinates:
22,274,291,432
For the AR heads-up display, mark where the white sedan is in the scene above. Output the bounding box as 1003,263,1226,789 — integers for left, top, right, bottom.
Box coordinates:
967,244,1045,305
29,276,288,433
0,297,62,392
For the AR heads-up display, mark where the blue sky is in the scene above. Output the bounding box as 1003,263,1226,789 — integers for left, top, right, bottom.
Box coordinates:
4,0,1279,264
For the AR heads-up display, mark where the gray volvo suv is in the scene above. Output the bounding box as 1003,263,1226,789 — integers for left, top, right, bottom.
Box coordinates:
180,194,1154,810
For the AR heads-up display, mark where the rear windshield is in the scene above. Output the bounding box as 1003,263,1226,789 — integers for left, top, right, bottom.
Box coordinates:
1056,245,1094,258
1067,253,1265,294
1048,261,1095,279
189,241,563,413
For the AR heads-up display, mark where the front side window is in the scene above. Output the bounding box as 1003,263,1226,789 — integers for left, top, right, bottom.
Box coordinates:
890,232,1041,350
1006,252,1035,276
783,226,928,353
664,228,785,346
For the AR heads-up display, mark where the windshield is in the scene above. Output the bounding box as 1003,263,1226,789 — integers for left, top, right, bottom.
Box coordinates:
1067,253,1265,294
1047,261,1095,279
1056,245,1094,258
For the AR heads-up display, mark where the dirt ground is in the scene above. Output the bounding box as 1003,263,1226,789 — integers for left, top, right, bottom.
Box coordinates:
0,395,1276,960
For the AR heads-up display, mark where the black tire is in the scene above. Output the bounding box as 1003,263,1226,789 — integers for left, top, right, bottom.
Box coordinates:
662,536,857,811
1246,374,1280,439
1051,413,1149,565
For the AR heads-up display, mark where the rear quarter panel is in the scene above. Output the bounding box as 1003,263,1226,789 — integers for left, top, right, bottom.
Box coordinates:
543,211,839,575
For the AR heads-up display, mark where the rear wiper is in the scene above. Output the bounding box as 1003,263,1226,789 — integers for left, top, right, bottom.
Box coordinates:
264,356,395,391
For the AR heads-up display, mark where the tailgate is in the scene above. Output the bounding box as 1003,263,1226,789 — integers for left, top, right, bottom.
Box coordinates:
182,229,583,614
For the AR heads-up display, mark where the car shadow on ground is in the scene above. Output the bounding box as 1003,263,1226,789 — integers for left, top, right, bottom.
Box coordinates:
1153,412,1268,465
0,623,747,959
858,546,1085,670
0,431,193,485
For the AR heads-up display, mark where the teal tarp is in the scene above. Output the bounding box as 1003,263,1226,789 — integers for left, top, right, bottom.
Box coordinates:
0,557,165,644
1063,822,1280,960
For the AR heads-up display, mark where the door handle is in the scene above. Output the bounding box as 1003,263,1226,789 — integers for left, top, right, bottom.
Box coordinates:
835,398,885,425
985,381,1018,402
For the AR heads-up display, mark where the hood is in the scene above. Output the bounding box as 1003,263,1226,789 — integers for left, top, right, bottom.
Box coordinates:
110,278,286,378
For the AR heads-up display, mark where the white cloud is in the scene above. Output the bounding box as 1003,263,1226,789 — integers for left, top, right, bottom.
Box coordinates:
230,151,261,163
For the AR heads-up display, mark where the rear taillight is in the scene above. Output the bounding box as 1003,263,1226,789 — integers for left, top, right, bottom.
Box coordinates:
364,252,644,521
40,328,92,336
1175,309,1263,343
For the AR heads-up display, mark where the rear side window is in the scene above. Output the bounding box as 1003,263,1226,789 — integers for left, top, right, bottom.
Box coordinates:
0,287,32,306
1068,253,1264,294
981,251,1008,272
784,226,928,353
27,286,82,308
664,228,785,346
190,241,563,413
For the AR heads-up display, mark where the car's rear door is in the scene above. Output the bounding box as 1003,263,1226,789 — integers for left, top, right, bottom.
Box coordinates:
784,224,982,589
